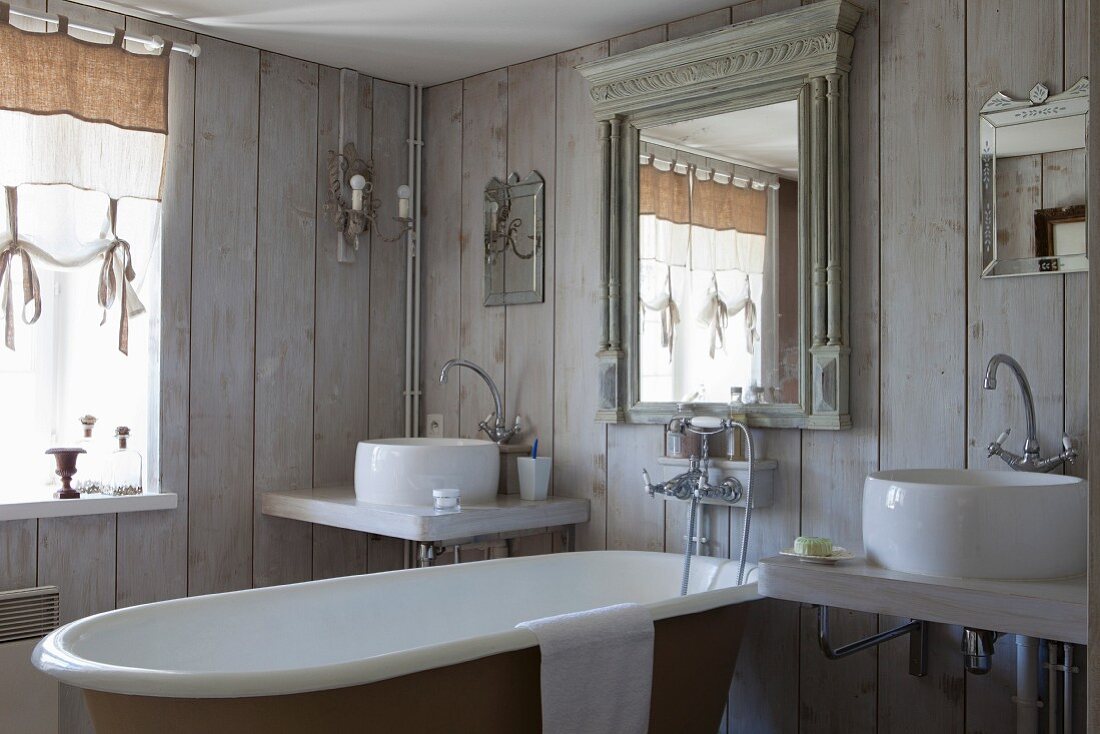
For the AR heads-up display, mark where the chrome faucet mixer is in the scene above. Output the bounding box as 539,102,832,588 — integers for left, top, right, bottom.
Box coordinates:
983,353,1076,472
438,358,521,444
642,429,743,505
643,417,757,592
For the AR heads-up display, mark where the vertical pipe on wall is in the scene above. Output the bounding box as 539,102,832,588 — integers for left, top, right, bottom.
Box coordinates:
1063,643,1073,734
403,83,423,438
412,84,423,437
403,83,414,437
1015,635,1038,734
1048,640,1060,734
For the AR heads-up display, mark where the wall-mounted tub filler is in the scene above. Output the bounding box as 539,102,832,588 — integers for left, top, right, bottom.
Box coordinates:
439,358,522,444
983,353,1077,472
643,417,756,592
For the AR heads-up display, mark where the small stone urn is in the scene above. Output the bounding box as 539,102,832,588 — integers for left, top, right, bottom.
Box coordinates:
46,447,86,499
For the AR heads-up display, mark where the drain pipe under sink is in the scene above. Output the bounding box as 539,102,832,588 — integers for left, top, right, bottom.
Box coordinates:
1014,635,1039,734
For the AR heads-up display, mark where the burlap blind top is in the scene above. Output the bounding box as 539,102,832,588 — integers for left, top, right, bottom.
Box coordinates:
0,17,168,134
692,177,767,235
639,163,690,225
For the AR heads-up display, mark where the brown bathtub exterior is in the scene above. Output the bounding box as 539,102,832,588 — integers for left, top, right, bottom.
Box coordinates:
82,602,750,733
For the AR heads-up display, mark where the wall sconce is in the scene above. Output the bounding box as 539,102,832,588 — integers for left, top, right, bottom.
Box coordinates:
323,142,414,259
485,190,530,265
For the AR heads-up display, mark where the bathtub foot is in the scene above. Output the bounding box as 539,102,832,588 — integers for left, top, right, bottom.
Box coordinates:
816,605,928,677
417,542,436,568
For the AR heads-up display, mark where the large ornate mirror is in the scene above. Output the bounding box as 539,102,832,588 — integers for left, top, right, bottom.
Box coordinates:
980,79,1089,277
578,0,861,429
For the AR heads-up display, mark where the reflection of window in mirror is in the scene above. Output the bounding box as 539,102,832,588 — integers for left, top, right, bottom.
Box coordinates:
637,100,800,406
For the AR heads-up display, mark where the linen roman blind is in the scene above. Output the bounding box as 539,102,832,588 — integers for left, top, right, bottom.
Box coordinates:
0,8,169,199
0,4,170,352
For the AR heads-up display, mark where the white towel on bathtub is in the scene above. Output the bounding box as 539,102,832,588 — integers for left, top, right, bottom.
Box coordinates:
516,602,654,734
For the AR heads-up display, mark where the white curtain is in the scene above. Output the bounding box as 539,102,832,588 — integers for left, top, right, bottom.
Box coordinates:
637,153,773,402
0,13,168,353
0,110,165,201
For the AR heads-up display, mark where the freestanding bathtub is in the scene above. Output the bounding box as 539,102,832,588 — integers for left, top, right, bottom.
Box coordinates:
34,551,760,733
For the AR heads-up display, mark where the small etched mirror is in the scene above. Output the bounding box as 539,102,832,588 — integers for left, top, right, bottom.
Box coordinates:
980,78,1089,277
484,171,545,305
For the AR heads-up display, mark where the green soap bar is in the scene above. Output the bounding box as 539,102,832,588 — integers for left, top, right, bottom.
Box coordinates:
794,536,833,556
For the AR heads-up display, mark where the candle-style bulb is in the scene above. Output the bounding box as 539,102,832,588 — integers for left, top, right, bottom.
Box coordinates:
397,184,411,219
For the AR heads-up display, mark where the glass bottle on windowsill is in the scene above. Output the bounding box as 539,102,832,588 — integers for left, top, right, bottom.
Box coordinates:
73,415,105,494
104,426,143,496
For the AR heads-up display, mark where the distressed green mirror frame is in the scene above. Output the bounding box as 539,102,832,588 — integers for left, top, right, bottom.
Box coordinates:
577,0,861,429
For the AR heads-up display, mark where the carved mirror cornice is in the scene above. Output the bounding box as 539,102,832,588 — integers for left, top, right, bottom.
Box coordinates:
577,0,861,429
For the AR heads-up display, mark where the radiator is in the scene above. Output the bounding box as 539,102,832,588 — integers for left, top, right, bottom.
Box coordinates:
0,586,60,734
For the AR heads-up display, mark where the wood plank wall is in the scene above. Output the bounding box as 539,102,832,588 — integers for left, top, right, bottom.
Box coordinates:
1088,0,1099,729
0,4,409,731
420,0,1091,731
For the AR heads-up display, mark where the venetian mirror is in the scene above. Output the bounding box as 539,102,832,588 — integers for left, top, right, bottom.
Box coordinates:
980,78,1089,277
484,171,545,305
577,0,861,429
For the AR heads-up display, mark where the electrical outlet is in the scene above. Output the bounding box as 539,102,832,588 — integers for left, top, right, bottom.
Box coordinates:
426,414,444,438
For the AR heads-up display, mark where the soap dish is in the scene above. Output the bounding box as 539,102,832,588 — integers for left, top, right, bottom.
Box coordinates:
778,546,854,565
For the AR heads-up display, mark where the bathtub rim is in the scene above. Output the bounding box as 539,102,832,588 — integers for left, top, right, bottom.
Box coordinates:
33,551,762,699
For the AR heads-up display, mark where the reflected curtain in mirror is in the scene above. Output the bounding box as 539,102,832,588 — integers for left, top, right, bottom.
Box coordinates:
637,153,796,405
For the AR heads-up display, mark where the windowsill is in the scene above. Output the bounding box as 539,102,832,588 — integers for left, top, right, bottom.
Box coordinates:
0,491,177,522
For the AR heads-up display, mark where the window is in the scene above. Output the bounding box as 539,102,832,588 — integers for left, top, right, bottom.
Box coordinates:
0,187,159,492
0,14,170,498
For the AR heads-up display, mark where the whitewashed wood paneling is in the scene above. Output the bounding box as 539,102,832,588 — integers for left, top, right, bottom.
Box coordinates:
420,81,464,437
311,66,372,579
458,70,509,440
1087,0,1099,726
189,36,259,596
253,52,318,588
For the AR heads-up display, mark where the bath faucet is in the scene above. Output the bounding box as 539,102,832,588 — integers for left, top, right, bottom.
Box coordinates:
644,416,757,591
983,353,1076,472
642,422,743,504
439,358,521,444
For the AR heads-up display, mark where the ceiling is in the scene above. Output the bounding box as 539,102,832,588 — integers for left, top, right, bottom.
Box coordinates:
83,0,734,85
643,100,800,179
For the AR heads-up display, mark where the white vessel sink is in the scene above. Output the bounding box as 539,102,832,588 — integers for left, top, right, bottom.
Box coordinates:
863,469,1085,580
354,438,499,506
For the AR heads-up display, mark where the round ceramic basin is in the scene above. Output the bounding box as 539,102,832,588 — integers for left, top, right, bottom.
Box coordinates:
863,469,1085,580
354,438,499,506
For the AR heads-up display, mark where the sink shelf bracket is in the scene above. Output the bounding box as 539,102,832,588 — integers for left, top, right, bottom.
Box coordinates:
816,604,928,677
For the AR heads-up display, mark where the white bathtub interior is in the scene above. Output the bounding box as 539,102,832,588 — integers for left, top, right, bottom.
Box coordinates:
35,551,758,698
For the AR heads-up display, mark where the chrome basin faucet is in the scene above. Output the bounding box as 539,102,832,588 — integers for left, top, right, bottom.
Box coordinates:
439,358,521,444
983,353,1076,472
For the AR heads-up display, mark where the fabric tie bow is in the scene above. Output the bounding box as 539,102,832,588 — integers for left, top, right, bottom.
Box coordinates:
695,273,729,359
726,274,759,355
0,186,42,351
97,198,142,355
640,267,679,362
